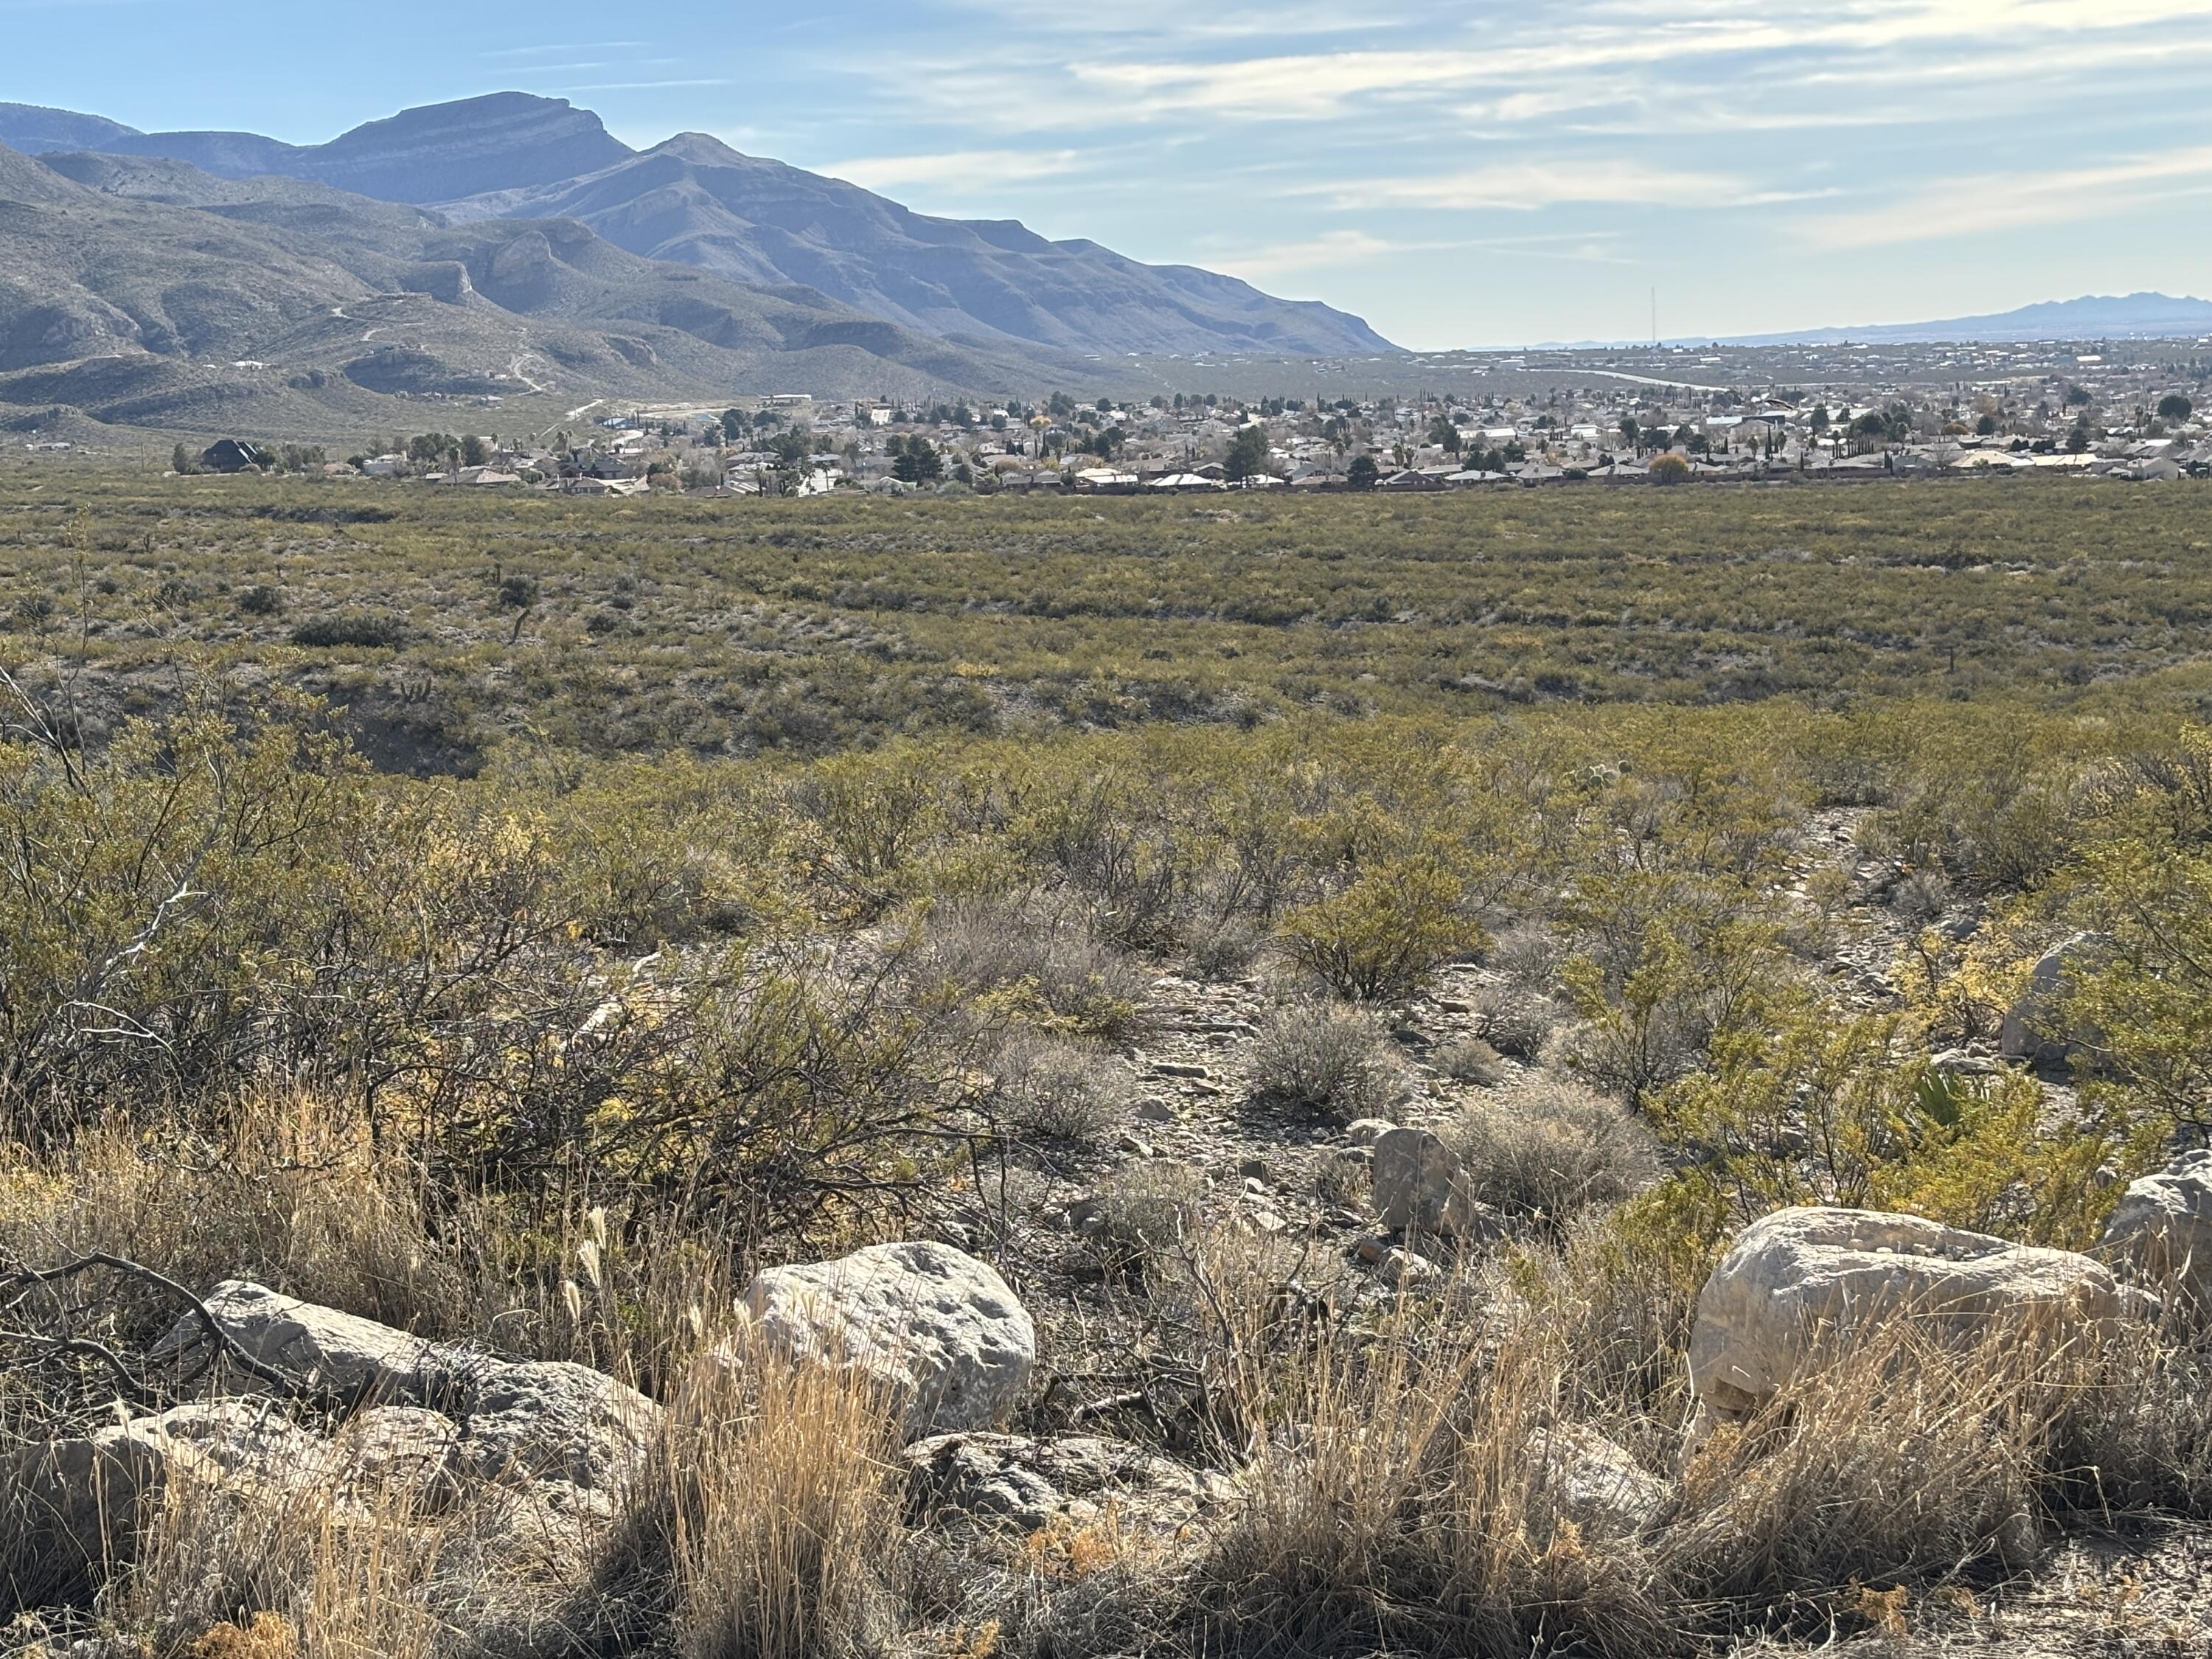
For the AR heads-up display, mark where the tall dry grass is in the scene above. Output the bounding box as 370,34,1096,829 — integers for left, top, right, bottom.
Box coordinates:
596,1335,902,1659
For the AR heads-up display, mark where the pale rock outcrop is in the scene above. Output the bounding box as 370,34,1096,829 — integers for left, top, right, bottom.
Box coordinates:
1688,1207,2129,1424
1342,1118,1398,1148
902,1431,1233,1531
150,1279,473,1401
1999,932,2108,1063
150,1282,659,1501
456,1359,660,1494
1370,1126,1497,1239
2101,1149,2212,1304
740,1241,1035,1441
1,1400,322,1597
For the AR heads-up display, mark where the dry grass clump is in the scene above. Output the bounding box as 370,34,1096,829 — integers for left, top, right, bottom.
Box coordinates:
1245,1002,1408,1124
1470,983,1559,1061
921,892,1151,1035
602,1340,900,1659
1076,1161,1211,1278
1441,1080,1662,1231
983,1029,1134,1147
1433,1034,1506,1086
80,1426,570,1659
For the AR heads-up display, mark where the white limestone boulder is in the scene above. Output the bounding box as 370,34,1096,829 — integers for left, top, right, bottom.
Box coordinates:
456,1359,659,1495
740,1241,1035,1440
1688,1208,2129,1423
2101,1149,2212,1304
149,1279,473,1402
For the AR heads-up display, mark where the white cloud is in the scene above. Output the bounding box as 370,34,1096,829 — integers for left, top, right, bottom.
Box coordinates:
821,148,1088,192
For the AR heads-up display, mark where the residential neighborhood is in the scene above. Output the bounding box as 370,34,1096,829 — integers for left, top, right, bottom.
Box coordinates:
167,337,2212,495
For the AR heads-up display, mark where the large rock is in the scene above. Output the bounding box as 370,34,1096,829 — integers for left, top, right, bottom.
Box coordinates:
456,1359,658,1494
2000,932,2108,1064
1689,1207,2129,1421
150,1282,658,1506
740,1242,1035,1440
1371,1126,1496,1239
901,1431,1233,1532
149,1279,475,1402
2101,1150,2212,1304
1,1401,320,1605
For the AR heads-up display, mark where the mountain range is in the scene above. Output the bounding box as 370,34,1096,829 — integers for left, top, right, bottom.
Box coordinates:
1718,293,2212,347
0,93,1389,362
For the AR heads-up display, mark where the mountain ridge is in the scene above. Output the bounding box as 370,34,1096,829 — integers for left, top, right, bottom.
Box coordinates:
0,94,1391,358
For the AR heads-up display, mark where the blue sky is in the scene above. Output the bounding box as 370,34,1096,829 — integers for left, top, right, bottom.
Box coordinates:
8,0,2211,348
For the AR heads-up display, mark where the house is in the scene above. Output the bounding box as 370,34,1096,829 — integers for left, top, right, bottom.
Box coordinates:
200,438,269,473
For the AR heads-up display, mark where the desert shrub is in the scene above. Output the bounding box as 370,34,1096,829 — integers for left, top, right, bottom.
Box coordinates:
1184,913,1265,982
1433,1035,1506,1086
235,583,283,617
1470,984,1558,1060
1485,921,1564,995
1077,1160,1209,1276
1441,1079,1659,1229
919,892,1150,1036
984,1028,1133,1146
1889,865,1952,922
1245,1002,1408,1124
1279,855,1483,1001
287,612,406,649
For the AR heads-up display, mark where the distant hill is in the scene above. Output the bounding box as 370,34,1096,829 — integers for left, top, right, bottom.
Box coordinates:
0,94,1392,359
0,143,1110,437
1724,293,2212,346
0,92,630,204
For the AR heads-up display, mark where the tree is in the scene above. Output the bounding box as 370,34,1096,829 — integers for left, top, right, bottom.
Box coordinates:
1346,454,1380,491
720,408,748,442
891,437,942,484
1649,452,1691,485
1426,414,1461,454
2159,394,2195,424
170,442,195,476
1617,416,1640,453
1223,425,1270,481
460,435,489,467
771,428,812,467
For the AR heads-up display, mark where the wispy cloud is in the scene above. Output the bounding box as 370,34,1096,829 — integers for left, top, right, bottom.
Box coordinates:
481,40,647,58
821,147,1088,191
1802,146,2212,248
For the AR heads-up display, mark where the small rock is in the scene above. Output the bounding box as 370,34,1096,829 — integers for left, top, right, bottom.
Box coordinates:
1342,1118,1397,1147
1238,1157,1273,1183
1152,1062,1211,1079
1113,1133,1155,1158
1529,1425,1666,1535
1135,1100,1179,1122
1371,1126,1494,1238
